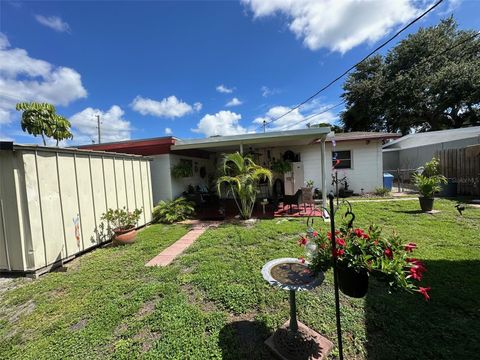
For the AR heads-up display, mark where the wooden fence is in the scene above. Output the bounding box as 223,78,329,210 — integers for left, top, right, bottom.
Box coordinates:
436,145,480,196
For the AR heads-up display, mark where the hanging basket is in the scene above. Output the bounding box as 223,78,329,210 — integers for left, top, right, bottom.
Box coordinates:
337,265,368,298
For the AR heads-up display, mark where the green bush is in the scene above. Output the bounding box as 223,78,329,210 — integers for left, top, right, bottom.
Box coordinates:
152,197,195,224
374,187,390,197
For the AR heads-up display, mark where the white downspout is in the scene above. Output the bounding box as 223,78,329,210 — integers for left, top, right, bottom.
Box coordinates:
320,137,329,219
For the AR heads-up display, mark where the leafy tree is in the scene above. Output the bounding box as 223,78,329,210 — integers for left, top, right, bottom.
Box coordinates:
15,102,73,146
216,152,272,219
308,122,345,133
341,18,480,134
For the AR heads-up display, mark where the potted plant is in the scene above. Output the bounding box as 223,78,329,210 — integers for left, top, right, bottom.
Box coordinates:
299,224,431,300
412,158,447,212
101,207,142,245
217,152,272,220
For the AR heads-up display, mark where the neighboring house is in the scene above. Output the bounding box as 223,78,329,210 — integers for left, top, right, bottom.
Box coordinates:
80,128,399,205
383,126,480,171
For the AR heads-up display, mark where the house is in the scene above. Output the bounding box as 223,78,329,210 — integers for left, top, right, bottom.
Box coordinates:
383,126,480,171
79,128,399,210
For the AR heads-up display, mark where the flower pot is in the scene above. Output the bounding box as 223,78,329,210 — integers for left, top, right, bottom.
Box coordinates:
337,265,368,298
113,227,137,245
419,197,434,212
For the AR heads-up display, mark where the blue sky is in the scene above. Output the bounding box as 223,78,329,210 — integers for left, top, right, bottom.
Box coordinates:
0,0,478,145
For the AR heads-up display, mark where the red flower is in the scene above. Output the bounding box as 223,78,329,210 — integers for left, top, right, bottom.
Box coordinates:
298,236,308,246
333,248,345,257
409,267,423,281
362,233,370,240
384,248,393,259
418,287,431,301
373,240,379,246
354,228,364,237
298,257,306,264
312,231,318,237
405,242,417,252
336,237,346,246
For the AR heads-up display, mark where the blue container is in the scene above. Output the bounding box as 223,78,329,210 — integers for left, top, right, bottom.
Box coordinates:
383,173,394,190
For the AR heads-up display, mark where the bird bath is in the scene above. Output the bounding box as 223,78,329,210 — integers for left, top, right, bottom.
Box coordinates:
262,258,332,360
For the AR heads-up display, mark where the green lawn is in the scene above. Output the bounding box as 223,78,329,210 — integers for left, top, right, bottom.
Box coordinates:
0,199,479,359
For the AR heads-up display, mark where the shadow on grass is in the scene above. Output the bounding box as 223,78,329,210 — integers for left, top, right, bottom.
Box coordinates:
218,320,274,360
391,209,425,214
365,260,480,359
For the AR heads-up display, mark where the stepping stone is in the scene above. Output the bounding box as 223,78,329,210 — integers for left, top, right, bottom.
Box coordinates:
146,222,219,267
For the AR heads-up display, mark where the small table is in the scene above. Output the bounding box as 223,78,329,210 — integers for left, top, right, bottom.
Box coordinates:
262,258,332,360
260,199,269,215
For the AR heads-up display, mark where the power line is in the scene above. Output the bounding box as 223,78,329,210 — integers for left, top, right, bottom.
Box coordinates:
260,0,444,129
282,100,346,131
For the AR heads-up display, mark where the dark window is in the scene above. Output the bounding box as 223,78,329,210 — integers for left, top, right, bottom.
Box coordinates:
332,150,352,169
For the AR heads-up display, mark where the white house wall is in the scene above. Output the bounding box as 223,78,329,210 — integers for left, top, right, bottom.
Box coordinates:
150,154,172,204
265,140,383,194
169,154,215,200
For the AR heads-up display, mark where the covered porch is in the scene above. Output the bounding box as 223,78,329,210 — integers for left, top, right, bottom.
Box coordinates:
170,127,331,219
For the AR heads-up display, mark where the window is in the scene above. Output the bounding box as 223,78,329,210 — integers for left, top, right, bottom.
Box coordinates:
332,150,352,169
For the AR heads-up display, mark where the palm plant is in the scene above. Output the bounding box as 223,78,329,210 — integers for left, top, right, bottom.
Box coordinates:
216,152,272,219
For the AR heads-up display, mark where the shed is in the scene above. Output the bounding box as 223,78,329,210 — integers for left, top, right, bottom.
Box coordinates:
383,126,480,171
0,143,153,276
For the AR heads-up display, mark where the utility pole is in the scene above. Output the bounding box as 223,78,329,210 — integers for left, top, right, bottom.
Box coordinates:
96,115,101,144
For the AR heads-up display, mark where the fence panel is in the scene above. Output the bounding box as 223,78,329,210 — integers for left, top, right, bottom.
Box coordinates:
436,145,480,196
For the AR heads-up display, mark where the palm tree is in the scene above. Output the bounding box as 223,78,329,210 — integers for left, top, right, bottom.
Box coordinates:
16,102,73,146
216,152,272,219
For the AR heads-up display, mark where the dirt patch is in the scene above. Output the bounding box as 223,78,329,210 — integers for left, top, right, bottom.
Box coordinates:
114,322,129,337
7,299,36,323
0,276,31,295
136,298,158,319
133,327,161,352
70,318,88,331
181,283,218,313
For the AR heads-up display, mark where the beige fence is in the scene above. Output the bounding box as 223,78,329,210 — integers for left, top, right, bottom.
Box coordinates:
436,145,480,196
0,144,153,275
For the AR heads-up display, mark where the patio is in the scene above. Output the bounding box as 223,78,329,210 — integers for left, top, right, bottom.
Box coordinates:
0,198,479,359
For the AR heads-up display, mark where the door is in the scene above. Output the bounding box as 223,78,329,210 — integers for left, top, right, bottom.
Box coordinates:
284,162,304,195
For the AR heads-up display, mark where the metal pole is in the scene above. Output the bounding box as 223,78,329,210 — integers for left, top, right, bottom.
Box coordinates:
289,290,298,332
96,115,101,144
328,193,344,360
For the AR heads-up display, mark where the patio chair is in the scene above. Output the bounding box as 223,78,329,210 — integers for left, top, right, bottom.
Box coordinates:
284,189,303,213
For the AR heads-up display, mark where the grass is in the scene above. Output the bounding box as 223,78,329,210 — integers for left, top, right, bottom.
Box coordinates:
0,199,479,359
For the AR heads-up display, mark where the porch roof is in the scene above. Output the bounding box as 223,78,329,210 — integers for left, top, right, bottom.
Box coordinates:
171,127,331,152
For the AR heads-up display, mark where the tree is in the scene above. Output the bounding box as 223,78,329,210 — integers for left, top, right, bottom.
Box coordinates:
308,122,345,133
16,102,73,146
341,18,480,134
216,152,272,219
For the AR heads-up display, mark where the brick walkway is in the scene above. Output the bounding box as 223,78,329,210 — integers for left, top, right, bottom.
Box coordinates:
145,222,220,267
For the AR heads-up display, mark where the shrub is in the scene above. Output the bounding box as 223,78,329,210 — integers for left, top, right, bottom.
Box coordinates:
413,157,447,198
152,197,195,224
374,187,390,197
101,207,142,230
270,159,292,174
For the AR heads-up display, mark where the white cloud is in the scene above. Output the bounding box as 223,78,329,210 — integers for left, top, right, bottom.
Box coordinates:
0,33,87,125
131,95,200,118
165,127,172,135
242,0,424,53
35,15,70,33
253,103,337,131
69,105,131,144
261,85,280,97
226,97,243,107
216,84,234,93
193,102,203,111
192,110,247,137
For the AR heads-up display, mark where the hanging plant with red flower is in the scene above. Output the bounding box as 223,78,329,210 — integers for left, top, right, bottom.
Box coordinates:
299,223,431,301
